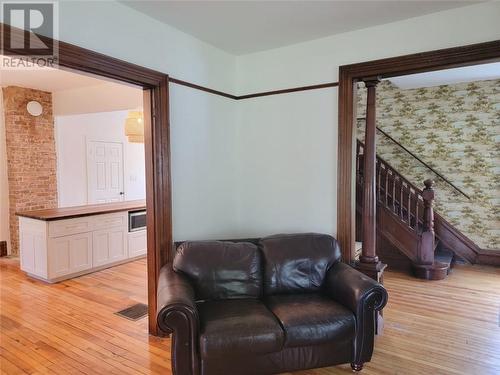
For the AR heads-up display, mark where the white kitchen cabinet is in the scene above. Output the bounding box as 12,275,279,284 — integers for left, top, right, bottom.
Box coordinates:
18,207,146,283
128,230,147,258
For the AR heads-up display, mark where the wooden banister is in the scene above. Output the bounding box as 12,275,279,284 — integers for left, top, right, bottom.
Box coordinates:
374,125,470,200
356,143,454,280
358,140,424,234
358,141,420,192
357,142,439,253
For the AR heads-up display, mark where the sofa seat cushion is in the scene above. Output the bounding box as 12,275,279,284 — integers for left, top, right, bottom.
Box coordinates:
198,299,285,357
266,294,355,348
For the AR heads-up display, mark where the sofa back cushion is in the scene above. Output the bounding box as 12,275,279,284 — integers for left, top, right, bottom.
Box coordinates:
173,240,262,301
259,233,341,295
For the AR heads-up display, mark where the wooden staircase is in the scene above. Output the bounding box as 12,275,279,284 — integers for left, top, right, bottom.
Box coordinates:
356,140,455,280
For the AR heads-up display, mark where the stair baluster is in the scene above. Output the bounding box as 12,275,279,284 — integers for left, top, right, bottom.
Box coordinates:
407,185,410,225
414,193,419,231
390,169,397,215
399,179,404,220
377,162,382,203
418,180,436,265
384,168,389,207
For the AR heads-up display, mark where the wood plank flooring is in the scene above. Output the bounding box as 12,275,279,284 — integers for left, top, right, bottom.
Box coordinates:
1,257,499,374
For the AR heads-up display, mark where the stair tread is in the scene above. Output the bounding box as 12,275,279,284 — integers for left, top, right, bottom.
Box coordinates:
435,248,454,276
435,248,454,266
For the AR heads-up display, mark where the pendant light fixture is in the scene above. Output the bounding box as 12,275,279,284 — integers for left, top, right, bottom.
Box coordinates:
124,111,144,143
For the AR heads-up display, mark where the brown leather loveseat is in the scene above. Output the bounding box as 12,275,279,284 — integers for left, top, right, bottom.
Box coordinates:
157,233,388,375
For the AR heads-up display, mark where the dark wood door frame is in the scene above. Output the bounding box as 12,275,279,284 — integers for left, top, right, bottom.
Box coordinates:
2,24,172,335
338,39,500,263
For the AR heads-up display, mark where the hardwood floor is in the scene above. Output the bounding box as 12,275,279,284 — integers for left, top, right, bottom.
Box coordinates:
1,258,499,374
0,258,169,375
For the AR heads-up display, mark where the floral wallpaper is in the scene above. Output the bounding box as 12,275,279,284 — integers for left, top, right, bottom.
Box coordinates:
357,79,500,250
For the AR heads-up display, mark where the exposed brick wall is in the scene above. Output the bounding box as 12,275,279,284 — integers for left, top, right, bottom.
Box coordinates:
2,86,58,255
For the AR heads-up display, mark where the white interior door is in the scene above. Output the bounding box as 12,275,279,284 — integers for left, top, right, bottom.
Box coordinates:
87,141,124,204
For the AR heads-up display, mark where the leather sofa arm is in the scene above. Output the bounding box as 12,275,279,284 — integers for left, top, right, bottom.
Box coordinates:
325,262,388,365
157,264,199,375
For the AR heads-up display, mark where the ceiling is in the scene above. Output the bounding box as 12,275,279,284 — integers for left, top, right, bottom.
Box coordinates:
389,62,500,89
121,1,478,55
0,62,110,92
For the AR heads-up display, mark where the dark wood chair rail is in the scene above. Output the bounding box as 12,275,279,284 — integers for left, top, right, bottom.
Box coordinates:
169,78,339,100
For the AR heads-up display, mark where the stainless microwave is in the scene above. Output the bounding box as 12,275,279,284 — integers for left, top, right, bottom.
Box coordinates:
129,210,146,232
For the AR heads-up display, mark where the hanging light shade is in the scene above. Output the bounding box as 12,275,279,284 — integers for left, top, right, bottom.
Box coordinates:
124,111,144,143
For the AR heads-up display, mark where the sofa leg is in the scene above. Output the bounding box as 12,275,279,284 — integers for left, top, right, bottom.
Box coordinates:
351,363,364,372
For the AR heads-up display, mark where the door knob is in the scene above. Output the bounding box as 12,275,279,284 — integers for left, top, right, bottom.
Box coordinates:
119,192,124,195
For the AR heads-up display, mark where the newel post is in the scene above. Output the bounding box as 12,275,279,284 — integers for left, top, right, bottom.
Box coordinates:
418,179,435,265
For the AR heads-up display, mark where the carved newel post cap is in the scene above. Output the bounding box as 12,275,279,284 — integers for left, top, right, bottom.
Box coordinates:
422,179,435,202
423,179,435,189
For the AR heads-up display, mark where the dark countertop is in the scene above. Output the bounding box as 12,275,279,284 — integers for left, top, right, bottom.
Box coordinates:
16,200,146,221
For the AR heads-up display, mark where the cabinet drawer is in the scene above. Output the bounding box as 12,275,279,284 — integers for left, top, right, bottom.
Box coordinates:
92,212,127,230
49,217,92,238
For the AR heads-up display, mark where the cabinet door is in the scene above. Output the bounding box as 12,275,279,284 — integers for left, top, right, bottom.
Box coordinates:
49,233,92,279
19,218,48,278
93,227,127,267
128,230,147,258
20,231,46,276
